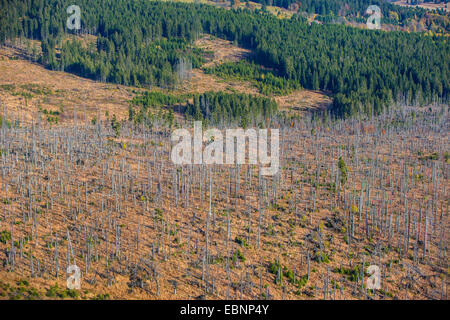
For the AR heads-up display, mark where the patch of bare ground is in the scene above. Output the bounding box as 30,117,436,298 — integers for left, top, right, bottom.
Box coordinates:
177,69,260,96
194,35,252,68
0,46,136,124
275,90,332,112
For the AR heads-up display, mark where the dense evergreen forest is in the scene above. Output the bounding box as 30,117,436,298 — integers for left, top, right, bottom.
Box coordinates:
0,0,448,116
253,0,449,33
254,0,448,26
186,91,278,127
204,60,301,96
129,90,278,127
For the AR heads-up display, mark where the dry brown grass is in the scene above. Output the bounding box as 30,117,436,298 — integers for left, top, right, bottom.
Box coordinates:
194,35,251,69
0,47,136,124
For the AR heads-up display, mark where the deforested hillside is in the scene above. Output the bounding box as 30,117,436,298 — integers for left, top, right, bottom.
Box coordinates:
0,0,448,303
0,101,448,300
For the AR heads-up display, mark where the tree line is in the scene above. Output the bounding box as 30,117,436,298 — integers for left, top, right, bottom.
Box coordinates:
186,91,278,127
252,0,449,29
129,90,278,128
204,60,301,96
1,0,448,116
